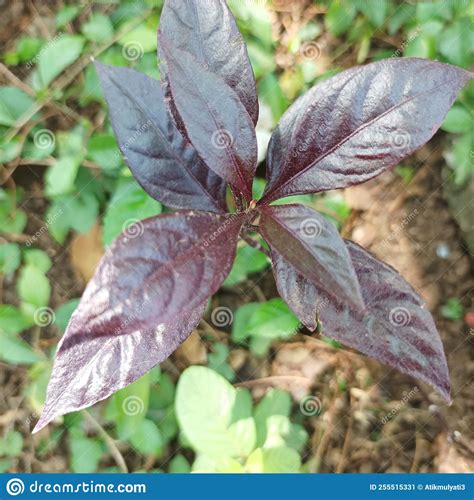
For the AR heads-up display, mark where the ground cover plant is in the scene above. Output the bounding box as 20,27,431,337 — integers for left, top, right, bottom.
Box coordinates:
32,0,472,434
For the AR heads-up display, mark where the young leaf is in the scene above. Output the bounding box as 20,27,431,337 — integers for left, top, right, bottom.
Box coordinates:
159,38,257,200
273,240,451,400
261,58,472,203
96,63,227,213
33,211,246,433
258,204,365,312
158,0,258,125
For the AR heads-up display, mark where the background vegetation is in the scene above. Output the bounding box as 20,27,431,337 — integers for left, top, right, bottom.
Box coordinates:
0,0,473,473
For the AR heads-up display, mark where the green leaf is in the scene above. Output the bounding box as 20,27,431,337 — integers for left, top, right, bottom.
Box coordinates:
444,132,474,186
231,302,261,343
82,14,114,43
0,189,27,234
112,373,150,440
438,20,472,67
0,243,21,275
16,37,43,63
69,434,103,473
442,105,472,134
355,0,387,26
326,1,356,36
35,35,85,89
129,419,163,455
102,178,162,246
87,133,121,172
208,343,235,381
56,5,80,28
169,454,191,473
119,25,156,52
0,335,41,364
176,366,256,459
387,4,416,35
263,415,308,452
440,298,464,321
17,265,50,308
246,446,301,473
258,74,289,122
0,87,35,126
0,431,23,457
254,389,292,447
23,248,52,273
150,373,175,410
55,299,80,333
247,299,300,340
45,157,80,197
0,305,32,335
224,244,269,286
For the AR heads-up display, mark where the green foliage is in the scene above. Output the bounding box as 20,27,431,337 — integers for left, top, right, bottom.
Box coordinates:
102,177,162,246
440,298,464,321
0,243,21,275
224,243,269,287
232,299,300,356
175,367,306,472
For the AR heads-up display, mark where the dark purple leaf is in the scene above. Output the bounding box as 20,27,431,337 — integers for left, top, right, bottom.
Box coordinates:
96,63,227,213
271,240,450,400
258,204,365,312
158,0,258,125
261,59,472,203
33,211,246,432
159,37,257,201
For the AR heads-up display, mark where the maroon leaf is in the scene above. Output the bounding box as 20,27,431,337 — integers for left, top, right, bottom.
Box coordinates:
258,204,365,312
261,59,472,203
158,0,258,125
271,240,450,400
96,63,226,213
159,37,257,201
33,211,246,432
